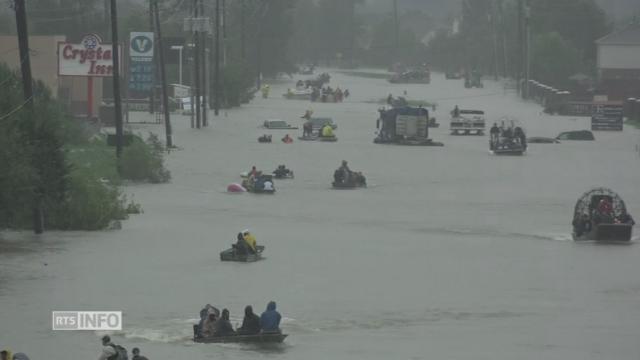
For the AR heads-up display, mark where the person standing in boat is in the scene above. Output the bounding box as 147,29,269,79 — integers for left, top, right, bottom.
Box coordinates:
339,160,351,183
490,123,500,146
260,301,282,333
214,309,236,336
237,305,261,335
201,312,218,338
452,105,460,118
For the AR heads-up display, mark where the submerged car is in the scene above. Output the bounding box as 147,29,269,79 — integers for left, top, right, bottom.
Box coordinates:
556,130,595,141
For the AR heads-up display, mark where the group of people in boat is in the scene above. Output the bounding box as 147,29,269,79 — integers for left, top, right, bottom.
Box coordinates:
573,197,635,237
489,121,527,151
333,160,366,187
311,86,349,103
196,301,282,339
243,166,274,192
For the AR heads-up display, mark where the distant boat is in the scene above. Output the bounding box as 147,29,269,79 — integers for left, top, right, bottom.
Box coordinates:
220,245,265,262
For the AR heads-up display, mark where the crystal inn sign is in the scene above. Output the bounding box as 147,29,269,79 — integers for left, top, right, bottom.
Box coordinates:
58,34,121,76
57,34,121,117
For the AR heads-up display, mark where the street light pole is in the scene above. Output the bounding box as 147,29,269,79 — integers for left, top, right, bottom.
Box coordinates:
171,45,184,85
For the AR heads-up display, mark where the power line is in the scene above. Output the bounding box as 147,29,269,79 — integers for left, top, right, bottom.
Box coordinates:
0,95,32,121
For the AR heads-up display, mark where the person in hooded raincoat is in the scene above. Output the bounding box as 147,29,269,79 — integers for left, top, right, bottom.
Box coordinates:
214,309,236,336
260,301,282,333
321,124,334,138
237,305,261,335
242,230,257,253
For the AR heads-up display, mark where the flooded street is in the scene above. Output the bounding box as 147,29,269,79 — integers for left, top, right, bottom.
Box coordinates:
2,70,640,359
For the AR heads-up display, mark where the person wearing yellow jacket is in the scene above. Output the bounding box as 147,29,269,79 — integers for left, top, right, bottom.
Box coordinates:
242,230,257,253
321,124,334,138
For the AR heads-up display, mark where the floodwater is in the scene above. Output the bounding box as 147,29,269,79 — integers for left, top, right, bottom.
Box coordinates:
2,70,640,360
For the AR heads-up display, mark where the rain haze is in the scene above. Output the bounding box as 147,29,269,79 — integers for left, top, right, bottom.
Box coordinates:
1,0,640,359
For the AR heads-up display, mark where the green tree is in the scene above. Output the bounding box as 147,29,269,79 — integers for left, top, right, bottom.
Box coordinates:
532,31,582,87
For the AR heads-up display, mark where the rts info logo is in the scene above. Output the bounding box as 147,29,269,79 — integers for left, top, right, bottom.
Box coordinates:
52,311,122,331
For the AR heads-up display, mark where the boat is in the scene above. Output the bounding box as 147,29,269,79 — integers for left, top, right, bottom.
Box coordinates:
242,174,276,194
556,130,595,141
428,117,440,128
219,245,265,262
332,171,366,189
374,106,443,146
572,188,634,242
258,135,272,143
298,135,318,141
193,330,287,344
489,119,527,155
450,110,485,135
273,166,294,179
309,117,337,134
318,135,338,142
263,120,298,130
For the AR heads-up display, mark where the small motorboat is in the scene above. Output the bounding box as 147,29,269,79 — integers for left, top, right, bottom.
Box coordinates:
489,119,526,155
273,166,294,179
572,187,634,242
332,171,366,189
193,327,287,343
220,245,265,262
318,135,338,142
242,174,276,194
258,135,272,143
298,135,318,141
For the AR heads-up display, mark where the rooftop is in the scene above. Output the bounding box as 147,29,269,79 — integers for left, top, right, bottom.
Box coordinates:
596,25,640,45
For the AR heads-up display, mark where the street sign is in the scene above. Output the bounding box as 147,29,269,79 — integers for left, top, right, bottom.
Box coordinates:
592,103,624,131
129,32,154,58
129,32,154,93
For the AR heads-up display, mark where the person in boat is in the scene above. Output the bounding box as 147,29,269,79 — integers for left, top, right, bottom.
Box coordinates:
490,123,500,142
303,121,313,137
615,212,635,225
274,165,290,178
387,94,394,105
260,301,282,333
301,109,313,120
321,124,334,138
573,214,591,237
282,134,293,143
198,304,220,337
344,89,350,98
249,166,258,178
263,179,274,192
338,160,351,183
97,336,117,360
1,351,11,360
201,312,218,338
452,105,460,118
237,305,261,335
242,230,257,253
214,309,236,336
131,348,149,360
235,232,250,255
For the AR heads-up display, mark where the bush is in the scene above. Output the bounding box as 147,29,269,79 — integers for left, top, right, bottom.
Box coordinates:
46,171,128,231
221,61,256,108
120,133,171,183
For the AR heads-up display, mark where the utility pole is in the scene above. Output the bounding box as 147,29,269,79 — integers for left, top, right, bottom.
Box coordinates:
349,0,355,68
200,0,208,126
110,0,124,159
153,0,173,147
393,0,399,53
222,0,227,66
15,0,43,234
491,0,499,81
517,0,523,96
240,0,245,60
193,0,201,128
214,0,220,116
148,0,155,114
523,0,531,99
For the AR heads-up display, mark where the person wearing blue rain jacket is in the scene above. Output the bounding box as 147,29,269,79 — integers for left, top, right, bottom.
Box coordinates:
260,301,282,333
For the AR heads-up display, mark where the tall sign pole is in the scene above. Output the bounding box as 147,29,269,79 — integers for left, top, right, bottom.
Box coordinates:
110,0,124,158
154,0,173,147
15,0,43,234
214,0,220,116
